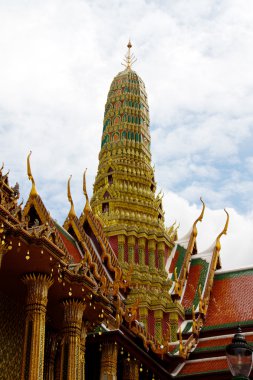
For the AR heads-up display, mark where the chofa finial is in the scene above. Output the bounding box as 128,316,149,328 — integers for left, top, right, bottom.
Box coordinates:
122,40,137,70
83,169,91,212
215,209,229,251
27,151,38,198
67,175,76,219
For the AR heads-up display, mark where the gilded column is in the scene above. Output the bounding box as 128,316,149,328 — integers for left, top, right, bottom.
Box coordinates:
21,273,53,380
154,310,163,342
139,307,148,331
79,323,87,380
46,335,58,380
169,312,179,342
118,235,125,263
138,238,145,267
60,299,86,380
148,240,156,269
122,358,139,380
157,242,165,271
100,341,118,380
128,236,135,265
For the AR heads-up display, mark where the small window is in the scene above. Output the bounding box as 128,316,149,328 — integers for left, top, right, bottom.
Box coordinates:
102,202,109,213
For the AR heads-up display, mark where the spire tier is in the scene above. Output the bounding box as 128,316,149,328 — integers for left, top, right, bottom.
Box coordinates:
91,67,166,234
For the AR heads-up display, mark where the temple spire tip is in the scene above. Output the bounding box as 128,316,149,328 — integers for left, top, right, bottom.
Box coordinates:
122,39,137,70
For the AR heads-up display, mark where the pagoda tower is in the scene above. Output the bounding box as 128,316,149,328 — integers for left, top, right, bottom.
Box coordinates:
91,43,183,341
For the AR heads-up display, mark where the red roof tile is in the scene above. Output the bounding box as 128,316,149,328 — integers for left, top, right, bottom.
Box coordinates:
179,357,228,375
182,264,202,310
197,334,253,350
57,229,82,263
204,269,253,329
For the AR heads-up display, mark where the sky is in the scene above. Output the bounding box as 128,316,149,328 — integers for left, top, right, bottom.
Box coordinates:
1,0,253,270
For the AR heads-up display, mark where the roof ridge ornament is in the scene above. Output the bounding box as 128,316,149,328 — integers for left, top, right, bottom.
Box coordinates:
192,197,205,237
83,169,91,212
67,175,76,219
27,151,38,198
121,40,137,70
215,209,229,251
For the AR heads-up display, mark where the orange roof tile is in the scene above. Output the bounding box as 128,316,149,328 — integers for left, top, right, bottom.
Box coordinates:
179,357,228,375
56,226,82,263
196,334,253,351
182,263,202,310
204,269,253,330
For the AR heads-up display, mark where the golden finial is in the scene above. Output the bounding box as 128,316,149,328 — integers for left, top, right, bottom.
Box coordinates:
122,40,137,70
83,169,91,211
192,197,205,237
67,175,76,219
27,151,38,198
215,209,229,251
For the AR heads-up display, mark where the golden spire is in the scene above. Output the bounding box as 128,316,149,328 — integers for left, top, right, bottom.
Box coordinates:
67,175,76,219
215,209,229,251
192,197,205,237
122,40,137,70
83,169,91,212
27,151,38,198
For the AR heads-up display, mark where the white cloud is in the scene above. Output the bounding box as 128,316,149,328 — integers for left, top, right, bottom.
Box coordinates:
0,0,253,269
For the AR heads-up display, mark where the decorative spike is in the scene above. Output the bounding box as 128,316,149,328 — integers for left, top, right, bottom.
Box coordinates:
83,169,91,212
192,197,205,237
67,175,76,219
215,209,229,251
121,40,137,69
27,151,38,198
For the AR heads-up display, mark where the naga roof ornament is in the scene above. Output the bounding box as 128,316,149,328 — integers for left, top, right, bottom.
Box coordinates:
27,151,38,198
83,168,91,212
67,175,76,219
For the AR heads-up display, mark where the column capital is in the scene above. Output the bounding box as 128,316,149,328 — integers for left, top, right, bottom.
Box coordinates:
118,234,126,244
62,299,86,329
128,235,135,246
138,237,146,248
148,239,156,250
22,273,53,309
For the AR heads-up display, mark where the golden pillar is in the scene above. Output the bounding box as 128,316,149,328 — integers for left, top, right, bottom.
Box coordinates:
154,310,163,342
21,273,53,380
122,358,139,380
139,307,148,331
157,242,165,270
169,312,179,342
148,240,156,269
79,323,87,380
100,341,118,380
46,335,58,380
138,238,145,266
128,236,135,264
60,299,86,380
118,235,125,263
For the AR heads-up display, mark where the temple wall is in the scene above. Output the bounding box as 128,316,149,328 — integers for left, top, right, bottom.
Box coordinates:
0,291,25,380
